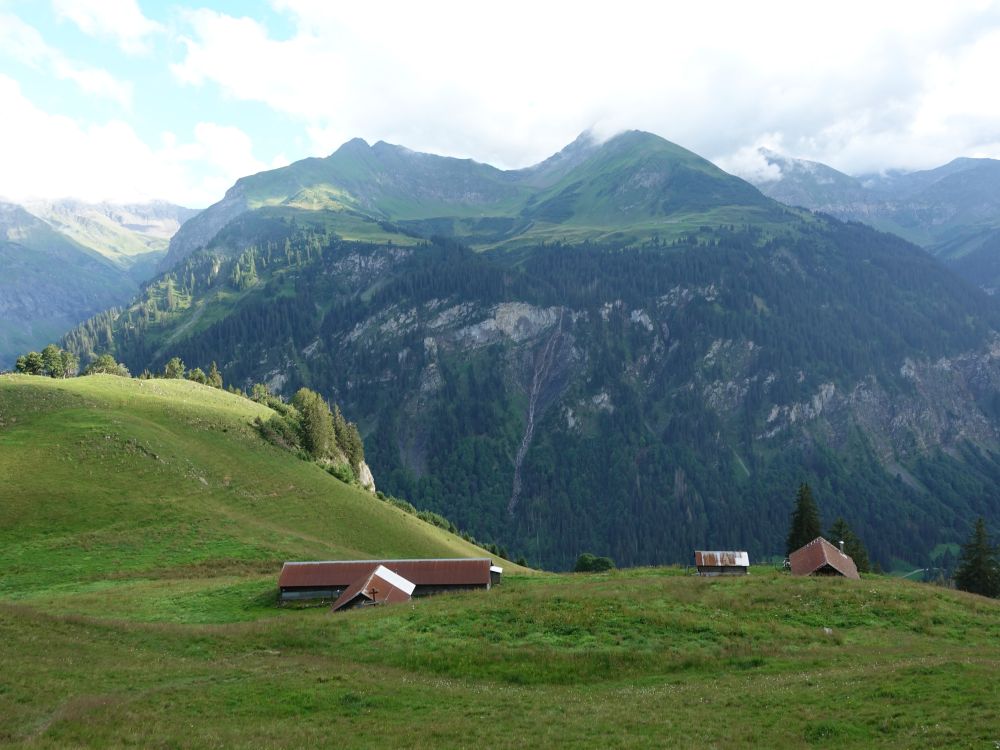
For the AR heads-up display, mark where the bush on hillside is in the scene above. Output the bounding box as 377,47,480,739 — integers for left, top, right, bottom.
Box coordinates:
84,354,130,377
574,553,615,572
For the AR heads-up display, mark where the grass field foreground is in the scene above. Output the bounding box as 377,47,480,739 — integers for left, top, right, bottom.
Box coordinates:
0,374,998,748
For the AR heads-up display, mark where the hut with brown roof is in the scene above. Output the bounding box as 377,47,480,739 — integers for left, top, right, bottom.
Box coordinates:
330,565,416,612
789,537,860,580
278,558,501,603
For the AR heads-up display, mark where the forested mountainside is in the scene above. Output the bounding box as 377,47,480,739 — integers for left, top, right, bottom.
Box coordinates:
66,207,1000,569
752,151,1000,288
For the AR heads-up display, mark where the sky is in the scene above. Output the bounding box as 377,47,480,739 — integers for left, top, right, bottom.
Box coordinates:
2,0,1000,207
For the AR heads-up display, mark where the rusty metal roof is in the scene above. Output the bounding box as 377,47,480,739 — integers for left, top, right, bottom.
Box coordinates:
331,565,415,612
279,558,494,588
789,537,860,580
694,550,750,567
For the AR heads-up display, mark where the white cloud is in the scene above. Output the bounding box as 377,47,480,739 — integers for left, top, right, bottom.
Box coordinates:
5,2,1000,207
170,0,1000,177
0,75,267,206
716,136,786,184
52,0,162,55
0,12,132,107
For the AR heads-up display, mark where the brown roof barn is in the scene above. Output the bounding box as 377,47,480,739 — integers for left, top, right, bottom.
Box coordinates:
278,558,501,602
330,565,416,612
789,537,860,580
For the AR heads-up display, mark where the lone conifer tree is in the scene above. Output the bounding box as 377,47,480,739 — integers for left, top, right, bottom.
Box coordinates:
827,517,871,573
291,388,335,459
163,357,185,379
954,517,1000,598
207,361,223,389
786,483,822,556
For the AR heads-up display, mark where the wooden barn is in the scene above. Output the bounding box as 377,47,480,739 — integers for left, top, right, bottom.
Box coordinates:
330,565,416,612
789,537,860,580
694,550,750,576
278,558,502,603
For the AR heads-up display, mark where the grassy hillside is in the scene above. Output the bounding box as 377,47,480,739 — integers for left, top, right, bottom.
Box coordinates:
0,567,998,747
0,374,496,621
0,374,998,746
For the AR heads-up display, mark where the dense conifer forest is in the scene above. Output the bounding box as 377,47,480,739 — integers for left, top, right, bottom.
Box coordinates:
62,212,1000,569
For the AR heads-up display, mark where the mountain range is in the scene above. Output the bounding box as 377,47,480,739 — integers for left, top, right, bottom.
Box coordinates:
61,130,1000,570
751,150,1000,288
0,199,193,367
161,130,792,269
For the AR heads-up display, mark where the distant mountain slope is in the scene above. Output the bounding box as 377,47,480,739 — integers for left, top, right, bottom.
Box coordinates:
0,200,195,367
162,130,791,269
751,150,870,211
752,151,1000,286
26,199,197,280
0,202,139,367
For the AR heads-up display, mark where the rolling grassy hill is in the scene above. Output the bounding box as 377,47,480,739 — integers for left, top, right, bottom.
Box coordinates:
0,374,495,621
0,374,998,747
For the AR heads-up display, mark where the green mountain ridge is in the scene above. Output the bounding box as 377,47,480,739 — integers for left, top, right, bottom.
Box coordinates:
162,130,788,268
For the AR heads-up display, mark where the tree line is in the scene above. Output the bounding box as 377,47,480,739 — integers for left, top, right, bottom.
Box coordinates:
251,383,365,475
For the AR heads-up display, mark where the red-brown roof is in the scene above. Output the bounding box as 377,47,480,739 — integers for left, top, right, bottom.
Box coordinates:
789,537,860,580
331,565,416,612
279,558,493,588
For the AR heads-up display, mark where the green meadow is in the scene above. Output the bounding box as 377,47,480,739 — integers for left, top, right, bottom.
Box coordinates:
1,375,998,748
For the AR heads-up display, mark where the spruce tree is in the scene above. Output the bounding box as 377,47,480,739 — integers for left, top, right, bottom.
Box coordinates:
291,388,335,459
827,517,871,573
954,518,1000,598
59,350,79,378
207,361,223,389
786,483,822,556
163,357,186,379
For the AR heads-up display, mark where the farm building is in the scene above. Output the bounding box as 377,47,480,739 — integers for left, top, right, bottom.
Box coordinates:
278,558,502,603
694,550,750,576
330,565,416,612
789,537,860,580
